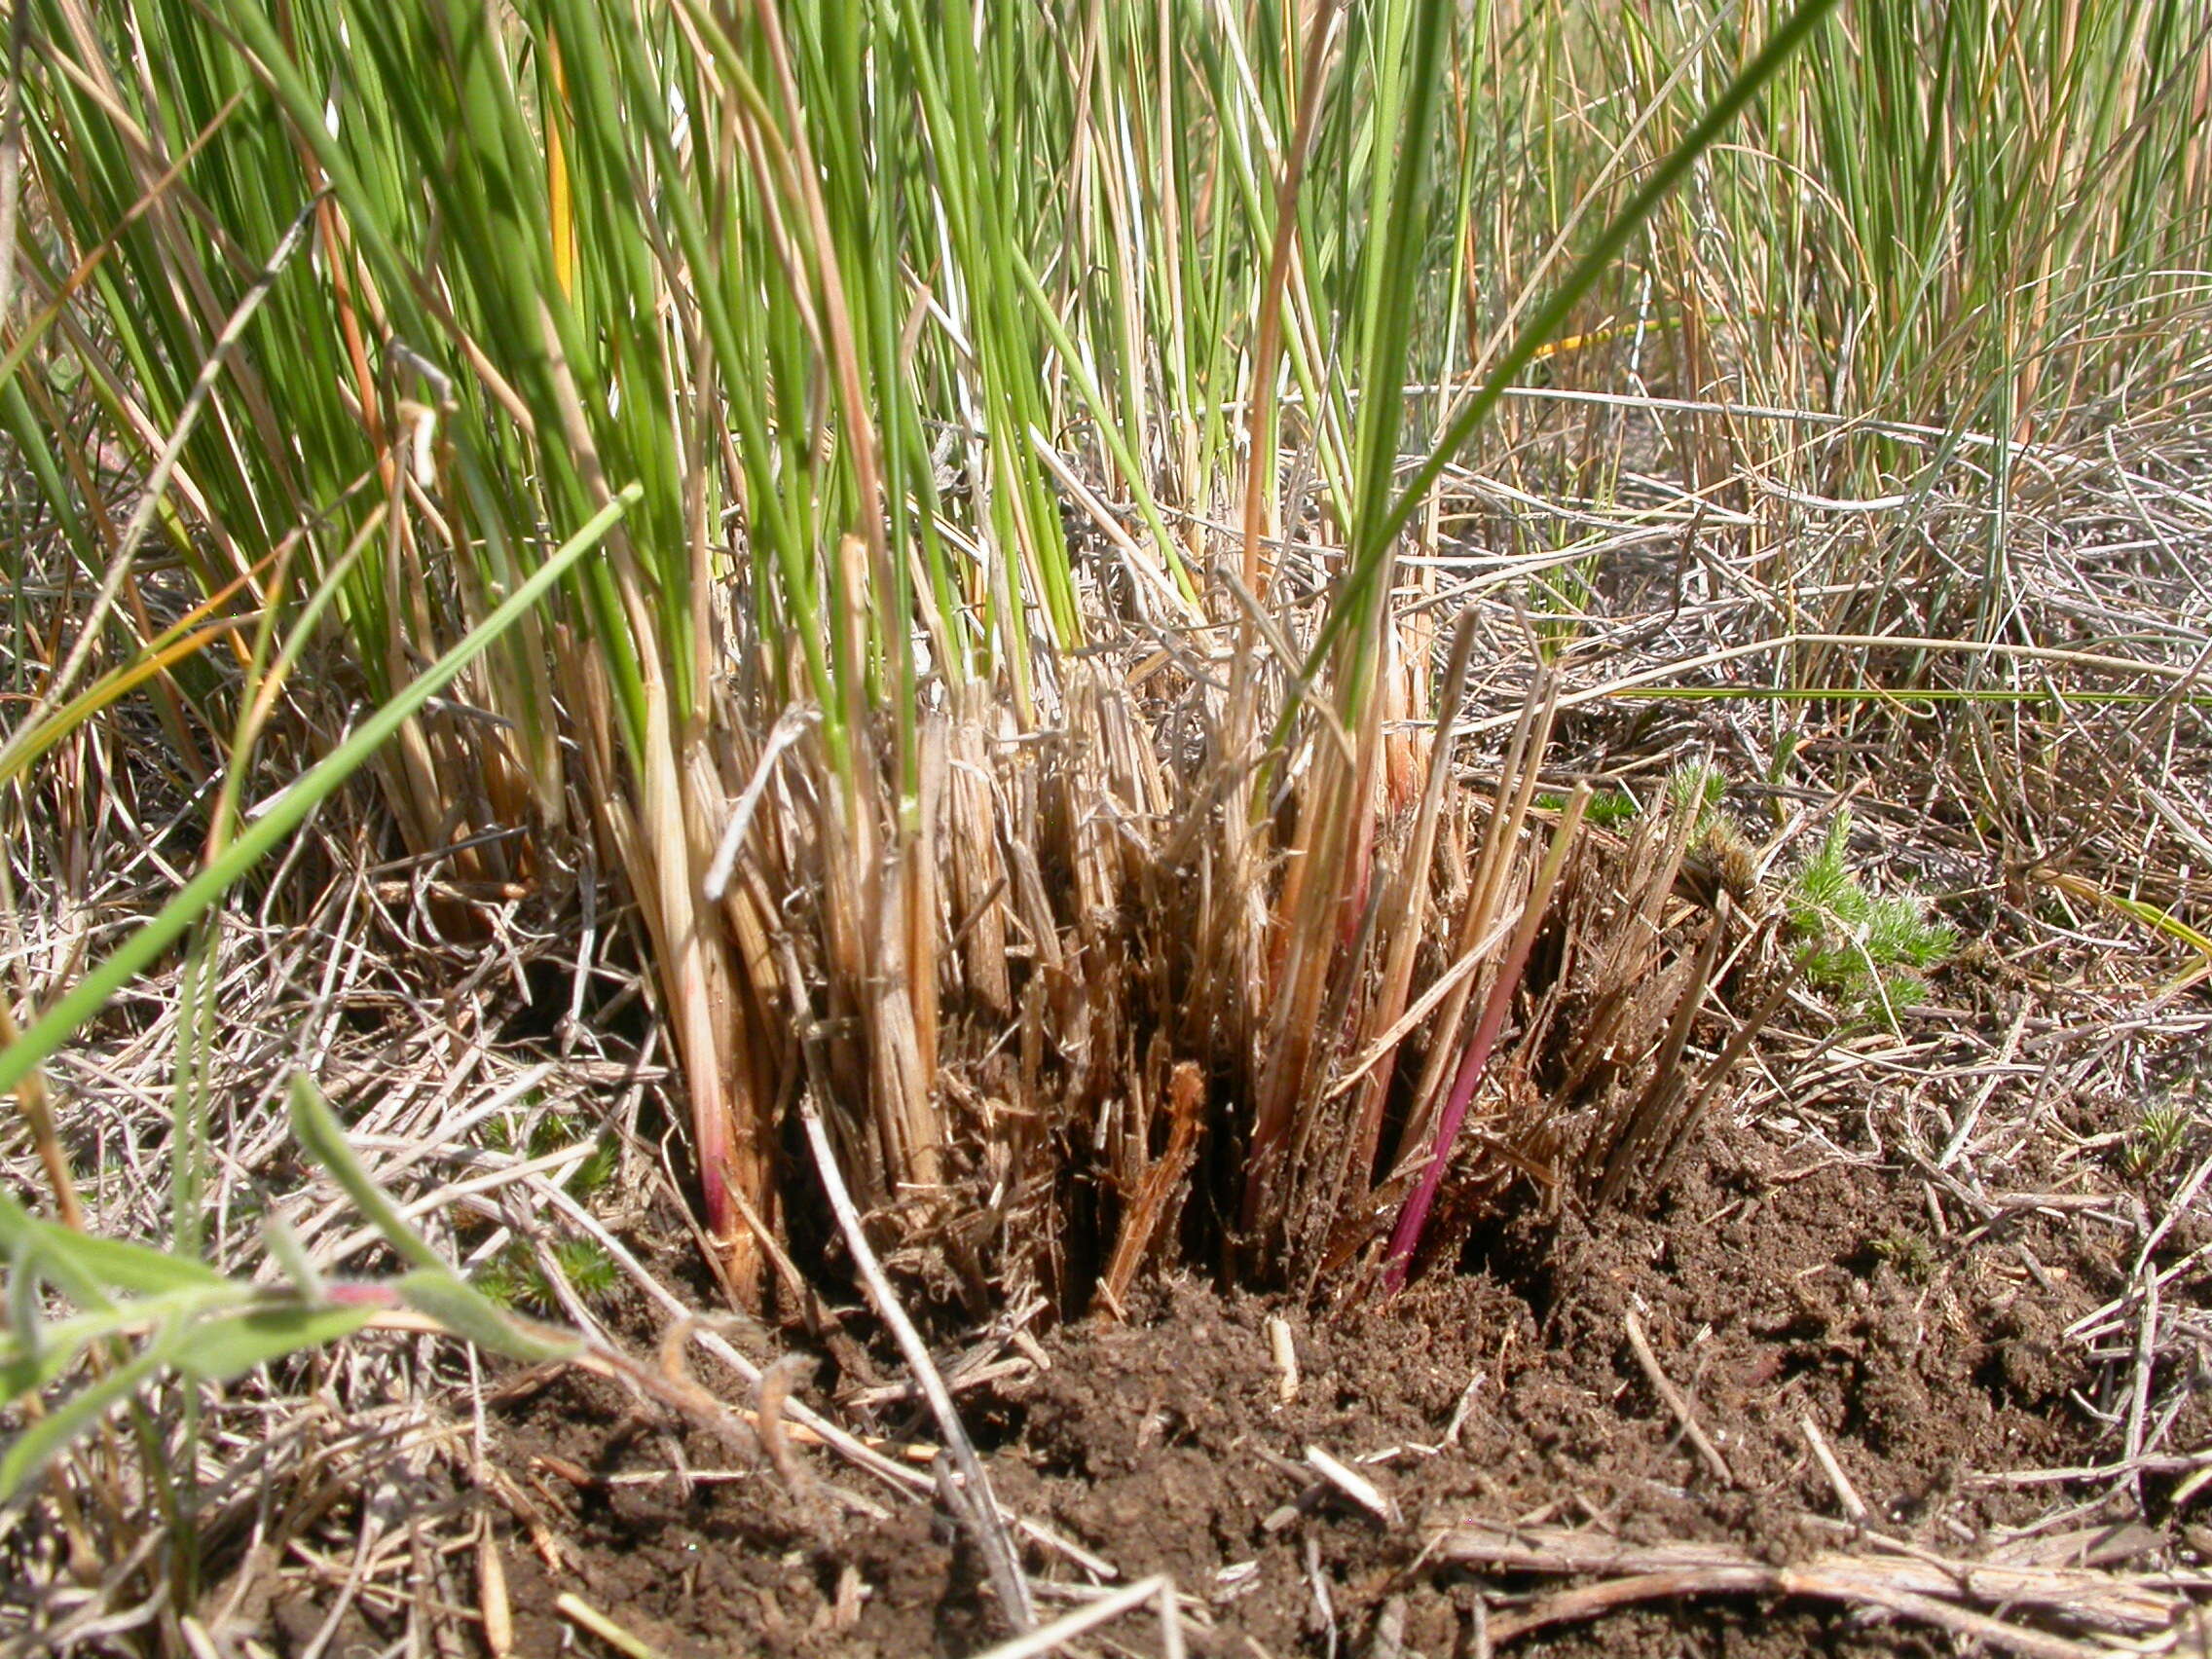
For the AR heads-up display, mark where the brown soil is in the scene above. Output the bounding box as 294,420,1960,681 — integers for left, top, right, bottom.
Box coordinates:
452,1093,2203,1659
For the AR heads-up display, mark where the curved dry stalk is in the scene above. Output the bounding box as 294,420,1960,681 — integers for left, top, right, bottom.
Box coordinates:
1384,786,1589,1290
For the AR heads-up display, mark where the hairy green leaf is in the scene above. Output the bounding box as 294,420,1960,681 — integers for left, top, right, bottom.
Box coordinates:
178,1304,381,1382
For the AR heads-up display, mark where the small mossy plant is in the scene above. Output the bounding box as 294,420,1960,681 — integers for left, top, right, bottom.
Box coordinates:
484,1117,622,1200
1554,762,1726,832
1584,788,1642,830
475,1236,620,1315
470,1122,622,1310
2120,1096,2198,1179
1667,761,1728,828
1787,810,1956,1028
1868,1230,1937,1282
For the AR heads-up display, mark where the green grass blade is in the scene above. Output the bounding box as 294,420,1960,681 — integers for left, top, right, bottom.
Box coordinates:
0,1342,168,1501
0,487,639,1101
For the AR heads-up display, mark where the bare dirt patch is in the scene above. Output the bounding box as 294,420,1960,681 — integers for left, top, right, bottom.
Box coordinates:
450,1086,2206,1659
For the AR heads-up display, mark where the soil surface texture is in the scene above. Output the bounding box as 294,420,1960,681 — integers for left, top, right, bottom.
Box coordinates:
459,1093,2205,1659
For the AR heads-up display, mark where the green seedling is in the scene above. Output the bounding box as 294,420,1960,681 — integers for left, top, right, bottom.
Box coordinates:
1567,764,1726,834
2120,1099,2197,1179
0,1077,580,1503
1667,761,1728,831
487,1115,618,1198
1585,789,1642,829
1868,1231,1936,1283
476,1237,620,1315
1787,811,1957,1029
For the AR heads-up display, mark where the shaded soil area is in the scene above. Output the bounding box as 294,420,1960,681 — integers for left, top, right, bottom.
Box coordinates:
461,1098,2207,1659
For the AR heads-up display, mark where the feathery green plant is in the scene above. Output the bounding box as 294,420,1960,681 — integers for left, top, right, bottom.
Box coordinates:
1787,810,1958,1024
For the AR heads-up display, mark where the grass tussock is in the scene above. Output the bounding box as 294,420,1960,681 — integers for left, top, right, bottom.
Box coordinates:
5,0,2212,1637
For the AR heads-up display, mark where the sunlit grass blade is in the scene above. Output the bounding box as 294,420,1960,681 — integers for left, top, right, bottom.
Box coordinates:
0,488,638,1100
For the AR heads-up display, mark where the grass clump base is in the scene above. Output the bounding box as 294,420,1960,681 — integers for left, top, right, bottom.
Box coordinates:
5,0,2212,1649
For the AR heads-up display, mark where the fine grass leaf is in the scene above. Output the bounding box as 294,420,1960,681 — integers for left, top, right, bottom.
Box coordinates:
394,1268,580,1365
5,1237,42,1349
0,1190,104,1313
0,1341,168,1502
0,1186,222,1311
176,1303,381,1382
0,610,247,793
293,1075,580,1368
16,1224,228,1300
0,1282,255,1398
2040,870,2212,991
263,1212,323,1299
1351,0,1850,628
0,488,639,1106
0,1308,147,1397
287,1074,444,1272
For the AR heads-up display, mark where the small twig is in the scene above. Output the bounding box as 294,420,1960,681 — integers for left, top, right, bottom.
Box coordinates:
1622,1309,1733,1486
546,1181,1122,1590
1386,785,1589,1287
0,0,28,330
41,198,321,712
2132,1145,2212,1278
1268,1315,1300,1404
0,997,85,1230
556,1594,675,1659
1969,1451,2212,1488
534,1460,762,1491
962,1575,1183,1659
1938,1001,2031,1167
1799,1413,1867,1523
1482,1567,2116,1659
799,1098,1035,1632
1303,1533,1340,1659
1440,1371,1486,1448
1426,1516,2194,1638
531,1175,926,1493
1099,1061,1204,1313
1305,1446,1403,1528
475,1527,512,1659
756,1353,819,1504
701,709,817,902
1484,1566,1766,1643
1371,1594,1408,1659
1261,1491,1328,1538
2124,1264,2159,1505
